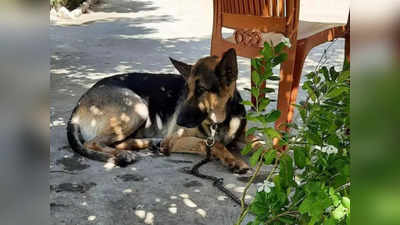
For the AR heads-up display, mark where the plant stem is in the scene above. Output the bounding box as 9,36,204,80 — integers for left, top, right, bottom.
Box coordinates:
235,154,265,225
264,211,299,224
235,154,279,225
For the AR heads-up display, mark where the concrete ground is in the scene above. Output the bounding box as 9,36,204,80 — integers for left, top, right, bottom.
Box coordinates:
50,1,345,224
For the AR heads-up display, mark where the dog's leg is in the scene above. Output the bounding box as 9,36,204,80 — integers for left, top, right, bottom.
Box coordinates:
113,138,162,150
166,136,249,174
84,136,138,166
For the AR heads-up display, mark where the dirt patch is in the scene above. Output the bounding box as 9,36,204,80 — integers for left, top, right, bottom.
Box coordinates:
115,174,145,182
183,180,203,188
50,182,96,193
56,156,90,171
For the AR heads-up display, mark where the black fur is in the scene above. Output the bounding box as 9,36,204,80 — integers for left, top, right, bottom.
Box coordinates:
67,73,186,165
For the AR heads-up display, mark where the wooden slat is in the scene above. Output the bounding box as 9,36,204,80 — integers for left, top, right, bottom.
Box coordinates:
278,0,284,16
223,0,228,13
244,0,249,14
227,0,232,13
222,13,286,32
239,0,244,14
271,0,276,16
232,0,237,14
249,0,255,15
254,0,260,16
262,0,270,16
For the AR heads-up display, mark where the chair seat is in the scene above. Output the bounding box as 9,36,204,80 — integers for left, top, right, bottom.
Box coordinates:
224,20,345,47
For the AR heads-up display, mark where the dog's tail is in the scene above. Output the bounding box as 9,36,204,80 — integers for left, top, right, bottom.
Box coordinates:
66,107,112,163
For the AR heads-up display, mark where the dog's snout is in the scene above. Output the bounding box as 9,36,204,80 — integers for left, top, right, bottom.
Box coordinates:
177,104,207,128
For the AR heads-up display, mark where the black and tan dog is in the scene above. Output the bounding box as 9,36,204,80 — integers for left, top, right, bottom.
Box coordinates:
67,49,255,173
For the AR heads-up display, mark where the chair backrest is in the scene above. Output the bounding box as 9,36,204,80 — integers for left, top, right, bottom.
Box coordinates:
213,0,300,38
221,0,286,17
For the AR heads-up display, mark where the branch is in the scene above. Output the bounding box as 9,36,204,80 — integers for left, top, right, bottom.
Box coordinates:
235,153,280,225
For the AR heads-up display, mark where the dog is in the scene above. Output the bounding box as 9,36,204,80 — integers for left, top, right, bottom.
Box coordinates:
67,48,256,173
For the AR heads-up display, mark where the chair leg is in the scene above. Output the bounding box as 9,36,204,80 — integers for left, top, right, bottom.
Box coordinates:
275,46,296,132
210,40,219,57
344,29,350,64
287,42,308,124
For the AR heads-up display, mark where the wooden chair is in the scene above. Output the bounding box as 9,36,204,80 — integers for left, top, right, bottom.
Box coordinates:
210,0,350,131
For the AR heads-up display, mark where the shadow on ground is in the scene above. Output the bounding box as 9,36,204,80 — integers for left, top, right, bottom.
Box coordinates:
50,0,345,224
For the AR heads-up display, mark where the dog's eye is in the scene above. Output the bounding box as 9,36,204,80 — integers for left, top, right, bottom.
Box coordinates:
196,86,207,95
196,86,208,96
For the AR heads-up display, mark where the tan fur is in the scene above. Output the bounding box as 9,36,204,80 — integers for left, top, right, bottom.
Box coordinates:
161,54,250,173
71,49,253,172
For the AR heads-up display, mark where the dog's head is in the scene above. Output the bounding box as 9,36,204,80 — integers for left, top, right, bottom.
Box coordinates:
170,48,238,128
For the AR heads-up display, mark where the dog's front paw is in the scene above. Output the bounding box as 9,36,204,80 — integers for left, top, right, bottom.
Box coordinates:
159,140,170,156
114,151,137,167
232,166,250,174
228,161,250,174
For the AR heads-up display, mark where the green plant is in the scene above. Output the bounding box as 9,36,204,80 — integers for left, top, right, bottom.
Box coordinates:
236,42,350,225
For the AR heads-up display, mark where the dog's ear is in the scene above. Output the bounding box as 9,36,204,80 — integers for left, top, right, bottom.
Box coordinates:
169,57,192,78
216,48,238,85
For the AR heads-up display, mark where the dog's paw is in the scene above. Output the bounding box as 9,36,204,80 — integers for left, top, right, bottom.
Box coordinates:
149,141,162,155
114,151,137,167
228,161,250,174
159,141,170,156
232,166,250,174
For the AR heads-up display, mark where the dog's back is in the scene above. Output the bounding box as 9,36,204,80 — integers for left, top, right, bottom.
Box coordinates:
67,73,186,166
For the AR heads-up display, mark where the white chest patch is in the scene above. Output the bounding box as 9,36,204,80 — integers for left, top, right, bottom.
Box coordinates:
223,117,242,144
155,114,163,130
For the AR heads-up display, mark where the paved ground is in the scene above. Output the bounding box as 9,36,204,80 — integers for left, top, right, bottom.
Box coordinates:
50,1,345,224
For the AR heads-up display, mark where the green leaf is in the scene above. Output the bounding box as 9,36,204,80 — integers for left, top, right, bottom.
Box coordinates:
241,144,252,156
303,81,317,102
258,98,270,110
329,66,339,81
263,149,276,165
251,87,260,99
274,42,286,54
342,197,350,209
242,100,254,107
279,154,294,188
250,148,263,167
262,87,275,93
251,58,259,71
267,75,280,81
252,70,261,86
246,127,258,136
338,70,350,82
249,192,269,218
264,127,280,138
294,147,306,169
246,114,259,122
320,66,330,81
244,87,251,92
262,42,273,58
326,87,347,99
265,110,281,122
299,197,312,214
325,217,336,225
278,216,294,224
272,53,287,66
332,204,346,220
306,72,316,80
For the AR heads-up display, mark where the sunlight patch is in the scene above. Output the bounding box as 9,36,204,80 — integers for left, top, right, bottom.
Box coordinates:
183,198,197,208
196,208,207,218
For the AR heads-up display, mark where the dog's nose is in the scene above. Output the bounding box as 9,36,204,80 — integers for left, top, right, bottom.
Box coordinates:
177,104,206,128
